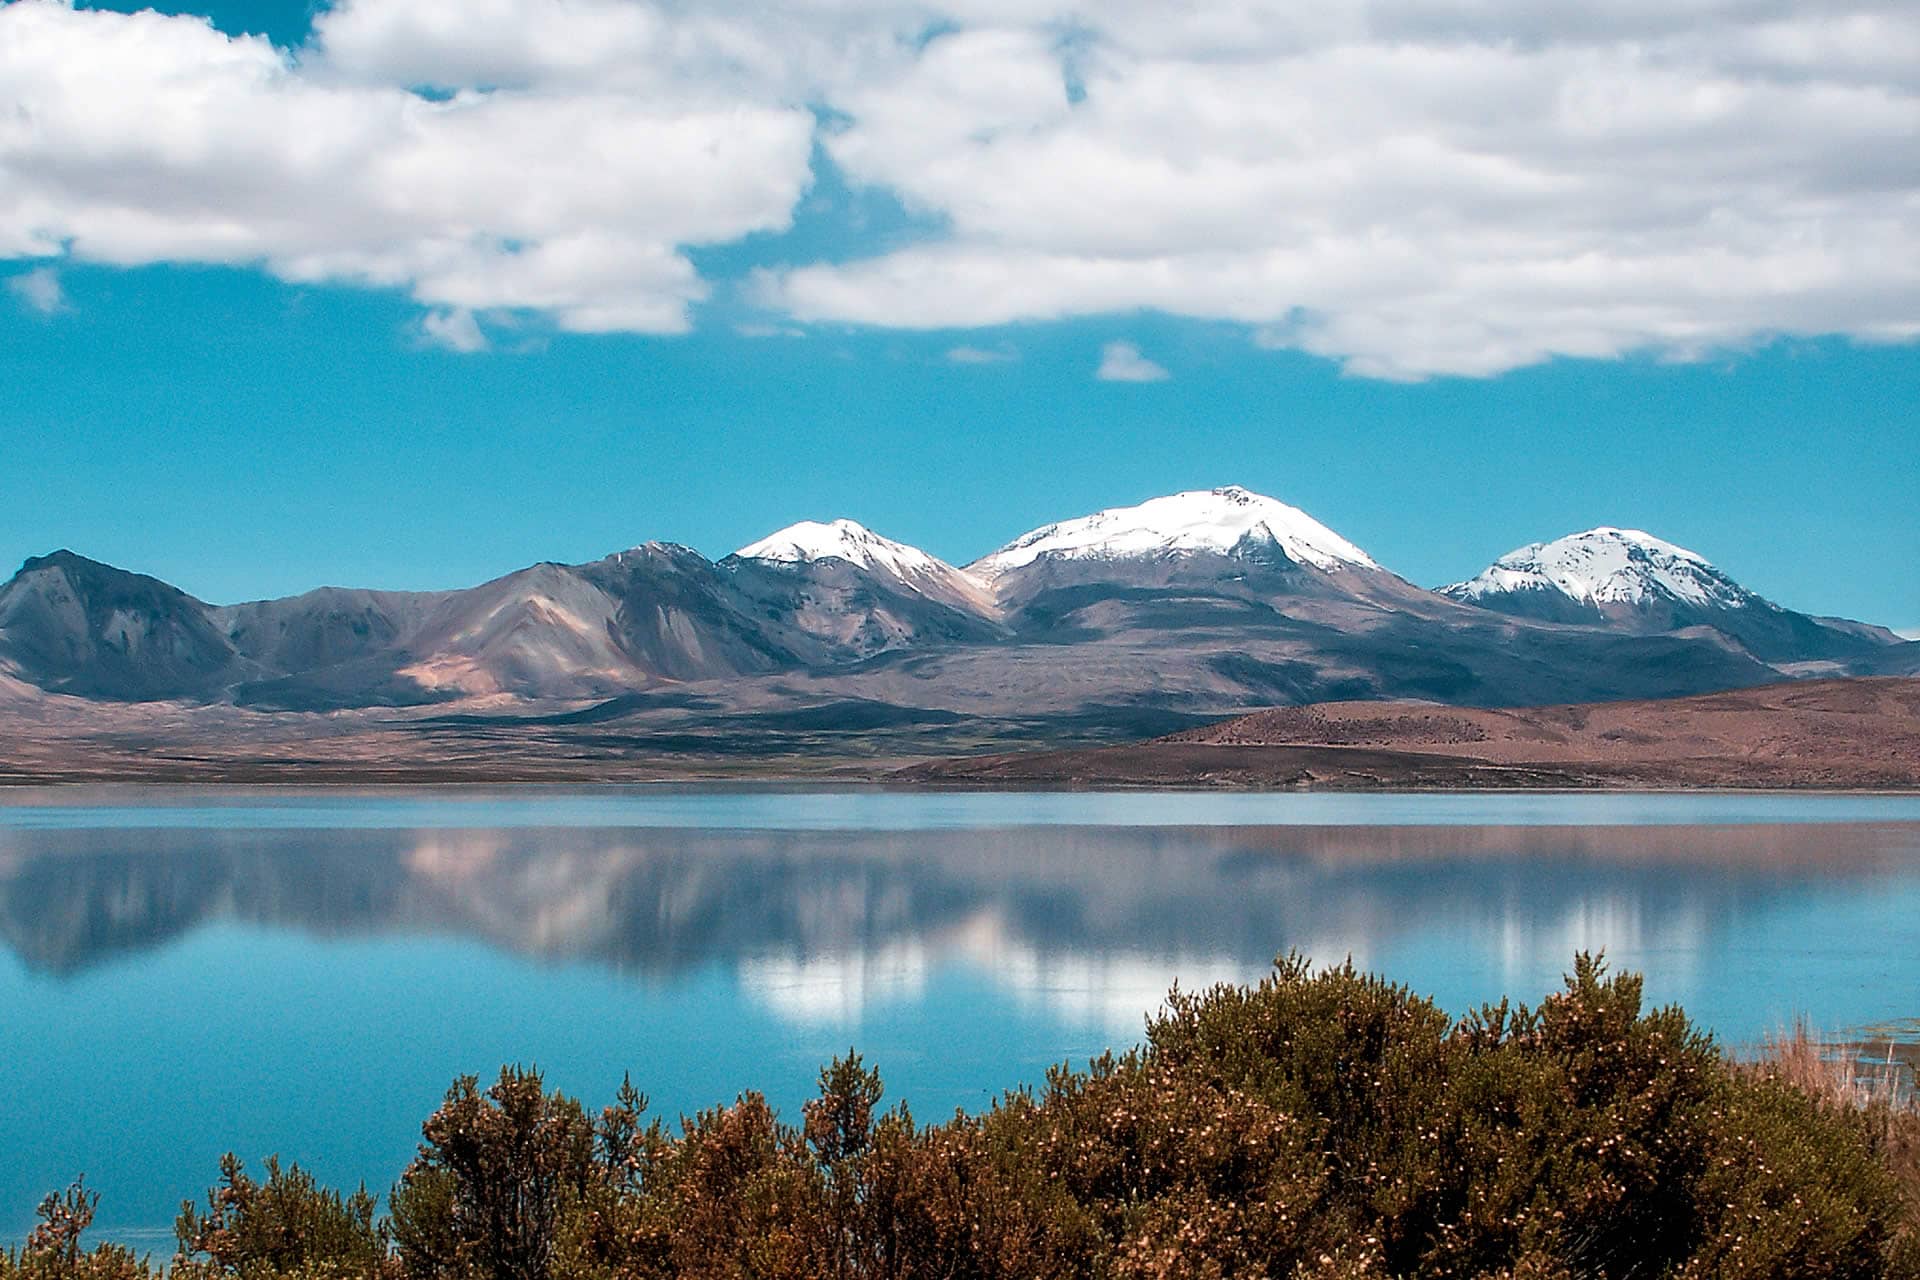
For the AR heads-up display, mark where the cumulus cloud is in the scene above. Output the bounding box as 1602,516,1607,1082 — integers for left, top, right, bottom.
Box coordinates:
0,0,813,336
7,266,65,315
3,0,1920,376
756,0,1920,377
419,307,488,353
1095,340,1169,382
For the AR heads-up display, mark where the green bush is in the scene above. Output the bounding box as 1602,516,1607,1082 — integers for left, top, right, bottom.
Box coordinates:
389,1068,596,1280
17,955,1920,1278
172,1155,386,1280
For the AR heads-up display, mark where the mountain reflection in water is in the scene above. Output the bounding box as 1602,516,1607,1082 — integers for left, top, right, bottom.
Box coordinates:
7,813,1920,1246
5,820,1917,1033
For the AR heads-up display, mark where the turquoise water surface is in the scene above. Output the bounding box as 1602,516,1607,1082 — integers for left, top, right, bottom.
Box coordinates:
4,788,1920,1247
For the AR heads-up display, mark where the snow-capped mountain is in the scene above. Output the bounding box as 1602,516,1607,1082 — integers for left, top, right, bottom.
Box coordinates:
970,486,1377,579
1441,528,1895,662
735,520,993,604
737,519,953,579
963,485,1425,630
727,519,1002,657
1441,528,1751,613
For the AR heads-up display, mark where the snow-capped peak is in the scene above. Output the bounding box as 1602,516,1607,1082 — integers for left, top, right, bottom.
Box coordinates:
968,486,1378,578
734,519,957,580
1441,527,1751,609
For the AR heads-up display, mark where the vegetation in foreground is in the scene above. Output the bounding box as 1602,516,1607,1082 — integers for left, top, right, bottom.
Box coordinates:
8,955,1920,1279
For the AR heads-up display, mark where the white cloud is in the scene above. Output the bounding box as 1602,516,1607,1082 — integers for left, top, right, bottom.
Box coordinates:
419,307,488,353
755,0,1920,378
945,343,1017,364
6,266,65,315
4,0,1920,376
0,0,813,337
1095,340,1169,382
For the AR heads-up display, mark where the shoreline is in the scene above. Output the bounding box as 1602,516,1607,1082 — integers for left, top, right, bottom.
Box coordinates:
1,771,1919,796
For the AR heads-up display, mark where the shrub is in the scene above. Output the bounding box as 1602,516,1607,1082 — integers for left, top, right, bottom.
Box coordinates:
2,1179,152,1280
172,1155,386,1280
390,1068,594,1280
15,955,1920,1279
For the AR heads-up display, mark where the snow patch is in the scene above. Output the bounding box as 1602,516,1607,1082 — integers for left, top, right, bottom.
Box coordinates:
970,486,1377,577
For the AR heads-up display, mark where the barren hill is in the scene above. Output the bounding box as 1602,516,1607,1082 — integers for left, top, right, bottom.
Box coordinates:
902,677,1920,790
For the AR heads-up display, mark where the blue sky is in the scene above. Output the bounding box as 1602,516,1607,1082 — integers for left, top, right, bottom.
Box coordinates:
1,0,1916,628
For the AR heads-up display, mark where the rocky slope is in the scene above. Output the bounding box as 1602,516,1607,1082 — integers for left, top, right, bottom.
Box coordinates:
0,551,243,700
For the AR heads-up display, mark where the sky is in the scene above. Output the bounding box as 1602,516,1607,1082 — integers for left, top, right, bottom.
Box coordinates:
0,0,1916,629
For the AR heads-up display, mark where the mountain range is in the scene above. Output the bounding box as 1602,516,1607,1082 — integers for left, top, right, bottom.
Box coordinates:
0,486,1910,765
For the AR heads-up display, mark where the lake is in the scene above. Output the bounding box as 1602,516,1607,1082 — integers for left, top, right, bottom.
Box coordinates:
5,787,1920,1247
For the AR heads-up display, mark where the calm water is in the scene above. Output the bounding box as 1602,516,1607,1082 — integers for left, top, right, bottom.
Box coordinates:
5,788,1920,1246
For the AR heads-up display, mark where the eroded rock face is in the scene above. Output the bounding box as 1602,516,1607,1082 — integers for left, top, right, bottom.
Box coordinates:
0,550,241,700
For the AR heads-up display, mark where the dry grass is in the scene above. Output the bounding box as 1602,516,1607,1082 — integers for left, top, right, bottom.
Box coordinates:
1755,1018,1909,1110
1751,1019,1920,1250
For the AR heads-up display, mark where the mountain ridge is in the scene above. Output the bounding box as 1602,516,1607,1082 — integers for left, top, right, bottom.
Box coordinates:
0,490,1900,736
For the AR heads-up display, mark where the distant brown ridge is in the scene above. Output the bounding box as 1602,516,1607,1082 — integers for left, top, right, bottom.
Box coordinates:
899,676,1920,790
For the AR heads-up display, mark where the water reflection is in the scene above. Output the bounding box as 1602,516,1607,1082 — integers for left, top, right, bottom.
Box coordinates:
6,812,1920,1245
4,820,1916,1031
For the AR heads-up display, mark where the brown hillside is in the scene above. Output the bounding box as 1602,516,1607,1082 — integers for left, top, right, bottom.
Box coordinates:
904,677,1920,790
